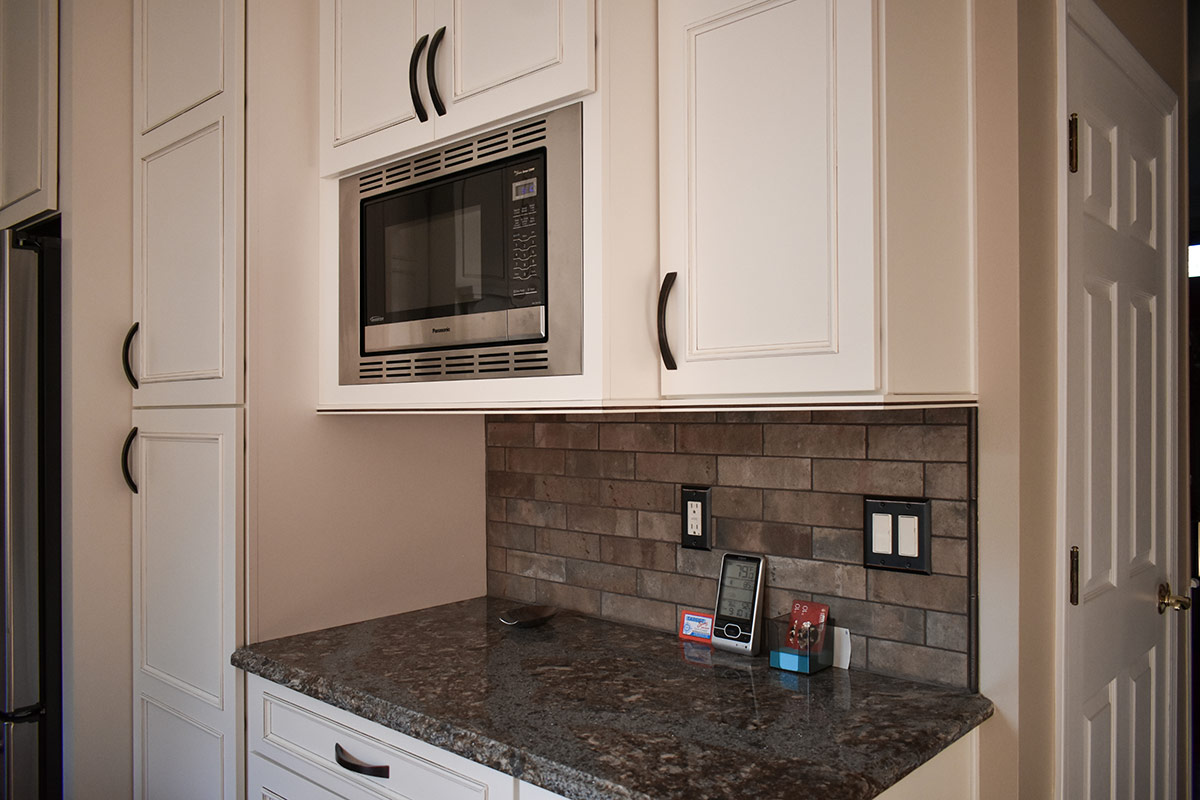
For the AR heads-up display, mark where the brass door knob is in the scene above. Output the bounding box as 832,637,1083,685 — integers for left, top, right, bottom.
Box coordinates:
1157,583,1192,614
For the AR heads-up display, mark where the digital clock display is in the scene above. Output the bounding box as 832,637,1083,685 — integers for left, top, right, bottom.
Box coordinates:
717,560,759,621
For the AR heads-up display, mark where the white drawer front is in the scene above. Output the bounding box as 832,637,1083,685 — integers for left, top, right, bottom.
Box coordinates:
262,692,488,800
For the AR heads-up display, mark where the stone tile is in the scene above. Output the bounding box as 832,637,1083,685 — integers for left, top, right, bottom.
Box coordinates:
769,556,867,599
598,423,674,452
715,519,812,559
599,480,676,512
712,486,762,519
487,546,506,572
506,447,565,475
535,528,601,561
564,450,636,479
924,407,971,424
719,411,811,423
868,425,968,462
763,490,862,528
931,500,970,538
486,496,506,522
601,537,677,571
535,581,602,616
638,570,717,608
676,424,762,455
486,422,534,447
717,456,811,490
566,505,637,538
487,470,535,499
638,511,680,542
486,446,506,471
507,551,567,582
931,537,969,577
491,413,561,423
533,475,600,506
868,640,969,688
534,422,598,449
568,413,636,423
677,547,723,578
566,559,638,594
849,633,868,670
810,594,924,644
765,587,812,619
763,424,866,459
487,521,535,551
811,527,863,564
488,570,536,603
926,611,969,651
811,460,924,497
506,499,567,529
924,463,969,500
635,453,717,484
810,409,925,424
634,412,717,423
601,592,677,632
867,570,968,614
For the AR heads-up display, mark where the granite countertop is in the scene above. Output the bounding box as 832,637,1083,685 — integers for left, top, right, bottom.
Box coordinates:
232,596,993,800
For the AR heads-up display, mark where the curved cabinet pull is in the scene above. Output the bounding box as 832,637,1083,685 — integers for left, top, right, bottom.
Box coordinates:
122,321,140,389
334,743,390,778
427,26,447,117
657,272,678,371
121,427,139,494
409,33,430,123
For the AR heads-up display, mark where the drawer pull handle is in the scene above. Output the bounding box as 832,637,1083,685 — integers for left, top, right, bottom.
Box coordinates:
334,743,390,779
427,26,447,116
409,33,430,123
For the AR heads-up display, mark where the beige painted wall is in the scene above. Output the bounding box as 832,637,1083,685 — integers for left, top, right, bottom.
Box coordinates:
58,0,134,795
245,0,487,643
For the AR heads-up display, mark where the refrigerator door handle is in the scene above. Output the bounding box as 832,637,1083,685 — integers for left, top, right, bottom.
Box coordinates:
0,703,42,723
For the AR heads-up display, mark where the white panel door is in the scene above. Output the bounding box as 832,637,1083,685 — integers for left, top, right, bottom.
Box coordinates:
134,0,227,134
1062,3,1180,798
250,754,355,800
0,0,57,229
130,407,242,800
658,0,877,398
319,0,429,176
432,0,595,140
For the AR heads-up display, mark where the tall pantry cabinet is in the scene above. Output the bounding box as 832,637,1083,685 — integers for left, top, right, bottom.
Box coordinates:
125,0,245,797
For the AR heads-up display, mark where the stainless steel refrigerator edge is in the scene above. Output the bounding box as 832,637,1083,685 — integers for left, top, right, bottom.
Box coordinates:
1,221,62,800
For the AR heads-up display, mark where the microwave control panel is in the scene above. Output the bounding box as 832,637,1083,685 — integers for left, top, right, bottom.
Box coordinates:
506,158,545,308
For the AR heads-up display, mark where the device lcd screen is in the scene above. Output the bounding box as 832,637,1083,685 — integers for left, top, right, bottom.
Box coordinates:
717,557,760,621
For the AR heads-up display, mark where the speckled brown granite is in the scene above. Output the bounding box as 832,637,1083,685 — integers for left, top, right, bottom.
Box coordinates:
232,597,993,800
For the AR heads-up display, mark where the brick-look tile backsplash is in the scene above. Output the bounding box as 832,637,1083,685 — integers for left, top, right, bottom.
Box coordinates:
485,409,978,690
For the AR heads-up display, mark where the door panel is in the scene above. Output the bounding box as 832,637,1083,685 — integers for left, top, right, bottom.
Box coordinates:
0,0,57,229
1063,7,1179,797
136,0,225,132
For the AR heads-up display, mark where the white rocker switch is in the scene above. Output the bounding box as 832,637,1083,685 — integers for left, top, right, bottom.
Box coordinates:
871,513,893,554
897,515,920,557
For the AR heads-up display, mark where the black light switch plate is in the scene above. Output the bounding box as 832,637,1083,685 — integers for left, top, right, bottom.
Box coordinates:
863,498,932,574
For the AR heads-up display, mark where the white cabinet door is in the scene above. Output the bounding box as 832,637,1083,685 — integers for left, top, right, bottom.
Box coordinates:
130,407,243,800
131,0,243,406
0,0,57,229
430,0,595,140
250,754,356,800
320,0,430,176
657,0,877,398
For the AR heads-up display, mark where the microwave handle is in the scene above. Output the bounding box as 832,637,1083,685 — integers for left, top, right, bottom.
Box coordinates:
427,26,447,117
409,33,430,123
657,272,678,371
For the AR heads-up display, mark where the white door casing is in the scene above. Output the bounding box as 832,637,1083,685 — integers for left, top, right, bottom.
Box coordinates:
1061,1,1181,797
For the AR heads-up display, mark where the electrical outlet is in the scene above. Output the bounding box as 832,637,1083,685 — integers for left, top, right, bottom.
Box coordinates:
680,486,712,550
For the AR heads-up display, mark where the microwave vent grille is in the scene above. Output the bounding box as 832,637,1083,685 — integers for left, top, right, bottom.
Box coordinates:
357,347,550,382
356,116,550,198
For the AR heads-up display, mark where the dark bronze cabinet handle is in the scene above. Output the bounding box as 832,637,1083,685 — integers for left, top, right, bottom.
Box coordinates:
427,26,447,116
657,272,678,370
409,33,430,122
122,322,139,389
334,743,389,778
122,427,139,494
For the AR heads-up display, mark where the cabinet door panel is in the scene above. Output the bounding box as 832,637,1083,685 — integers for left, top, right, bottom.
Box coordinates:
132,407,242,800
0,0,57,229
136,0,225,133
658,0,876,398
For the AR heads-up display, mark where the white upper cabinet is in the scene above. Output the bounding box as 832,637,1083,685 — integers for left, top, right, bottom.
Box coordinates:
130,0,244,407
0,0,57,229
319,0,595,177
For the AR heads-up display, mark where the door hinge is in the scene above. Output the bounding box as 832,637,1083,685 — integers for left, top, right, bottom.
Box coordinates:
1068,113,1079,174
1070,545,1080,605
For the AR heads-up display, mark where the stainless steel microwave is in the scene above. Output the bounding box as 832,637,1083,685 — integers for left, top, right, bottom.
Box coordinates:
338,103,582,385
